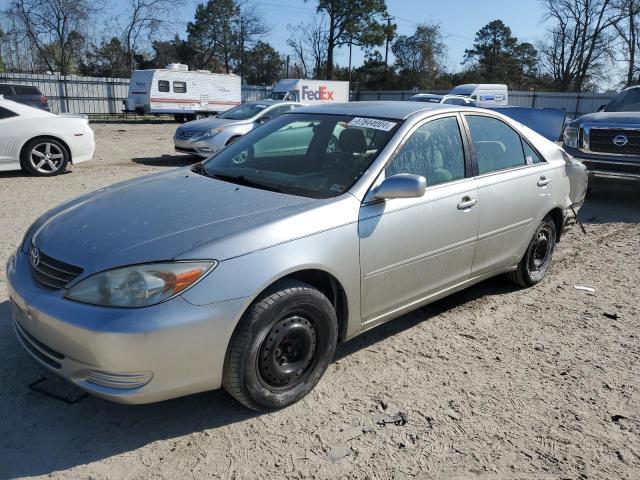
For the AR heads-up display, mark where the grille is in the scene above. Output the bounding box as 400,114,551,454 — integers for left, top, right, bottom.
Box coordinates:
176,129,197,138
589,129,640,155
29,243,83,289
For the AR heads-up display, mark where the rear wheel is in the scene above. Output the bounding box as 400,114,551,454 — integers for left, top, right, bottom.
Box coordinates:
222,280,338,411
21,138,69,176
173,114,185,123
507,215,557,287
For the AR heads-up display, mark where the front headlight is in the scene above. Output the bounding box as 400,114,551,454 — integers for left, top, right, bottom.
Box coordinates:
203,126,225,137
563,126,579,148
65,261,216,307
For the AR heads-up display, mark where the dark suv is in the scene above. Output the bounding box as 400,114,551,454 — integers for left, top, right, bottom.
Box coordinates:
0,83,50,111
562,86,640,181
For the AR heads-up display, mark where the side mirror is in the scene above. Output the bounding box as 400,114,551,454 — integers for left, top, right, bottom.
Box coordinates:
597,104,606,112
257,115,272,123
373,174,426,200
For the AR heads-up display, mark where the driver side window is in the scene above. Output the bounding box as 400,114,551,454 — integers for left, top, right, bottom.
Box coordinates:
386,116,466,187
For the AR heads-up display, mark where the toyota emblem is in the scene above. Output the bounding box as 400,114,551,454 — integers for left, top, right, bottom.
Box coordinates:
613,134,629,147
29,246,40,268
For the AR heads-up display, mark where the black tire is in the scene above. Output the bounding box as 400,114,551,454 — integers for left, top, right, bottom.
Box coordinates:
21,137,69,176
222,280,338,411
507,215,557,287
174,114,185,123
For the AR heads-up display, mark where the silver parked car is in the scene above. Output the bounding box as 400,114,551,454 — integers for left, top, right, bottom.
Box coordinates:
174,100,305,157
7,102,588,411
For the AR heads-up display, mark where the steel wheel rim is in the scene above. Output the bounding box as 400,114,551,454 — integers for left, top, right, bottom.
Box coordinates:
258,315,317,389
529,227,552,273
30,142,64,173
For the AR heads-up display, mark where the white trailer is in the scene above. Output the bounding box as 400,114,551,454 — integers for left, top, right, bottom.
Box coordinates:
270,79,350,104
123,64,241,122
450,84,509,107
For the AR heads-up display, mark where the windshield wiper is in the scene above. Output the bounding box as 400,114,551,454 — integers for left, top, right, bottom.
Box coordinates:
211,172,285,193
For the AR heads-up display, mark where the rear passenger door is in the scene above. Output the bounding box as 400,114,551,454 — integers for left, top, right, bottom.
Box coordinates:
359,114,479,323
463,114,554,276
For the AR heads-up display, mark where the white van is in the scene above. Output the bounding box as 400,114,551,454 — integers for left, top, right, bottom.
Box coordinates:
449,84,508,107
123,64,241,122
270,79,350,104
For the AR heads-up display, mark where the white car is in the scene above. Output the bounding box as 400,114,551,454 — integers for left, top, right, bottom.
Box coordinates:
0,96,95,176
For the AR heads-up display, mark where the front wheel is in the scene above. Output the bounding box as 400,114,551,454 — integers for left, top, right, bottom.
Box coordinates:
507,215,557,287
222,280,338,411
21,138,69,176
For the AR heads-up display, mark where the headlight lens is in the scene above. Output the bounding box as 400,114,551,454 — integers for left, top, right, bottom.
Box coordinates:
563,126,579,148
65,261,215,307
204,126,225,137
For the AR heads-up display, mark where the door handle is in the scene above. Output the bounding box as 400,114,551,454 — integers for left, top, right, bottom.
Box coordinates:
537,176,551,187
457,197,478,210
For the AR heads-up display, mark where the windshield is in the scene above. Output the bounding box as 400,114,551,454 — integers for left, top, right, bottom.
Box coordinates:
200,113,400,198
219,103,268,120
605,89,640,112
270,92,288,100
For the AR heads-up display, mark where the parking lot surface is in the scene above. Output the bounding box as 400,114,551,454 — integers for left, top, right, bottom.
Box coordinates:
1,123,639,479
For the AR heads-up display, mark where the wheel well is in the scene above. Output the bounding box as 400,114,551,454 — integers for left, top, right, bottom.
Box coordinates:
20,136,72,164
226,135,242,146
547,207,564,242
277,269,349,342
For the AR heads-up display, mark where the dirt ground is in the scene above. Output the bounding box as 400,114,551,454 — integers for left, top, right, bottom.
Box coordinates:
0,123,639,480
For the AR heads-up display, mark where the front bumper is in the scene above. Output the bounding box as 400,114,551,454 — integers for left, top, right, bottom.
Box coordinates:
6,250,246,404
174,133,226,158
564,145,640,180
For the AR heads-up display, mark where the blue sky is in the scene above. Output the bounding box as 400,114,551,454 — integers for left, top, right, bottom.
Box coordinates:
109,0,549,71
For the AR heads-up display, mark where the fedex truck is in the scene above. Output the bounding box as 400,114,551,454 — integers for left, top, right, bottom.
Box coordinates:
123,64,241,122
270,79,350,104
449,84,508,107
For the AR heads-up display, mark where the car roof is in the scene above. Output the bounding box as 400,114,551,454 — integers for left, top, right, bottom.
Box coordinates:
292,101,452,120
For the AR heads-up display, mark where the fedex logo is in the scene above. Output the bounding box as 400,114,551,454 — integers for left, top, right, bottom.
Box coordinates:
301,85,334,101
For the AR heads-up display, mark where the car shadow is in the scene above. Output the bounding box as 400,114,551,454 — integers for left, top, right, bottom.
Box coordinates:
132,154,202,168
0,275,520,478
579,177,640,224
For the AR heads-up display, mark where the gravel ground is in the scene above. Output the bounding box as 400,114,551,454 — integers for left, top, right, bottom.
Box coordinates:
0,123,639,479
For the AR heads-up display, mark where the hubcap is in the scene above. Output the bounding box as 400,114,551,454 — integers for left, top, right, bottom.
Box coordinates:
258,315,316,389
30,142,64,173
529,227,551,273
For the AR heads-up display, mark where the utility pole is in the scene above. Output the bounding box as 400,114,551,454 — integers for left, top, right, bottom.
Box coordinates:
384,16,391,70
348,36,353,84
286,55,290,77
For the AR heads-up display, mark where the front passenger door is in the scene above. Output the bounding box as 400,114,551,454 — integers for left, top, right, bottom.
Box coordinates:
359,115,479,324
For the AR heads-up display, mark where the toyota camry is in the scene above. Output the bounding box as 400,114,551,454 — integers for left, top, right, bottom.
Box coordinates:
7,102,587,410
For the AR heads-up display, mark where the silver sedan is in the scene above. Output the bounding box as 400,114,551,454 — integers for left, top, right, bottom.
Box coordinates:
7,102,587,411
174,100,305,157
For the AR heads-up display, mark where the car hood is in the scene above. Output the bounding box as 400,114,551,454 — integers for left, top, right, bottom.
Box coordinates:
179,117,250,132
32,169,319,273
572,111,640,126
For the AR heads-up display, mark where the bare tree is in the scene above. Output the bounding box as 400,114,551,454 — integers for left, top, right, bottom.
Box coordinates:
539,0,623,91
7,0,98,75
236,1,270,78
114,0,182,73
286,13,327,79
613,0,640,86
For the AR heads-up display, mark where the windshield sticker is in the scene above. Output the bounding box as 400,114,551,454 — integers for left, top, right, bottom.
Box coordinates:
347,117,397,131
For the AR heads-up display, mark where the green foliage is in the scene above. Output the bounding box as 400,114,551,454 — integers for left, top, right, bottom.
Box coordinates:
463,19,538,88
313,0,394,78
392,23,446,89
243,41,284,85
187,0,239,72
80,38,129,77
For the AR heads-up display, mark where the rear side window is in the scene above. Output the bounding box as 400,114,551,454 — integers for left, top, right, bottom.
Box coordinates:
0,84,14,95
522,141,543,164
465,115,526,174
173,81,187,93
14,85,41,95
158,80,169,92
386,116,466,186
0,106,18,119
